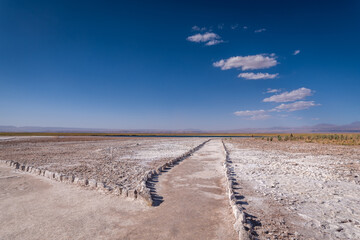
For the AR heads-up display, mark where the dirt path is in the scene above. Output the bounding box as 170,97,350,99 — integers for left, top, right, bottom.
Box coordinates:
0,139,236,240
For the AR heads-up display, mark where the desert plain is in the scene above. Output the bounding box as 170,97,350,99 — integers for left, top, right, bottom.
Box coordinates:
0,136,359,240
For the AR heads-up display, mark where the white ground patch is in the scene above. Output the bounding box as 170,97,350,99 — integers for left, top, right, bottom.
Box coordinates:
225,141,360,239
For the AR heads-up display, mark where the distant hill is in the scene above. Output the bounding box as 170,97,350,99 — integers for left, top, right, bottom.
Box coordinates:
0,125,204,134
219,122,360,133
1,122,360,133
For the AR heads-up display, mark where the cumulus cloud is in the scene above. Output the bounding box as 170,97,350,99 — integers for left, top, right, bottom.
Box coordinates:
238,72,279,80
234,110,270,120
293,50,300,55
272,101,319,112
213,54,278,71
254,28,266,33
266,88,281,93
187,32,223,46
263,87,313,103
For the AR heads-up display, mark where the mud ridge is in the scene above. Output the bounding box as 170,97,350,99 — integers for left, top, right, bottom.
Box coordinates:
0,159,138,198
0,140,211,205
222,140,253,240
137,139,211,206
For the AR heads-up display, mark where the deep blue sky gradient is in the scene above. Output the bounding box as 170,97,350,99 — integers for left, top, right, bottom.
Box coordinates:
1,0,359,130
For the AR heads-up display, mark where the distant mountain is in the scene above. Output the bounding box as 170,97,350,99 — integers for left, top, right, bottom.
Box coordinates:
0,122,359,133
0,125,204,133
301,121,360,132
222,121,360,133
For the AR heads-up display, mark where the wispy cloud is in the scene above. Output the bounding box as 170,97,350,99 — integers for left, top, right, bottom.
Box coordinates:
187,32,223,46
213,54,278,71
234,101,319,120
293,50,301,55
235,87,319,119
263,87,313,103
238,72,279,80
243,26,248,30
272,101,319,112
218,23,224,29
254,28,266,33
206,39,224,46
231,24,239,30
192,25,206,31
234,110,270,120
266,88,281,93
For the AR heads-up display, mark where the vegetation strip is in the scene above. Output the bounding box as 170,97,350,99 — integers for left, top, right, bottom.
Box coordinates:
222,140,252,240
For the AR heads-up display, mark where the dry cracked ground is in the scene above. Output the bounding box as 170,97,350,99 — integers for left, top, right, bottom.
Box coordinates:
0,136,360,239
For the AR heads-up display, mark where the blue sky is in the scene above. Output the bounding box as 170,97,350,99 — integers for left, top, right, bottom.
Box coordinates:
1,0,359,130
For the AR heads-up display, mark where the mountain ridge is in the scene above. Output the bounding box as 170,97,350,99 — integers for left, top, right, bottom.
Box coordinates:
1,121,359,133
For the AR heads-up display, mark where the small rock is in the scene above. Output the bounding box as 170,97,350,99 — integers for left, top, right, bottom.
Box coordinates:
88,179,97,188
336,226,343,232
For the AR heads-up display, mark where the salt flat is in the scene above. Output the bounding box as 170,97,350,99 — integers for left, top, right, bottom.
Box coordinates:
1,136,360,239
0,138,236,240
0,137,205,190
224,138,360,239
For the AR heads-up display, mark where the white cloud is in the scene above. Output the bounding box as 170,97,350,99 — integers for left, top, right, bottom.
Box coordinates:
234,110,266,116
205,39,224,46
234,109,270,120
238,72,279,80
263,87,313,103
249,114,271,120
254,28,266,33
187,32,218,42
273,101,319,112
266,88,281,93
192,26,206,31
234,99,319,120
293,50,300,55
243,26,248,30
248,114,271,120
213,54,278,71
231,24,239,30
187,32,223,46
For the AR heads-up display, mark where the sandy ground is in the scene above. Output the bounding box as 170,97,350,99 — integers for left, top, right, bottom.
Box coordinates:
0,139,236,240
0,137,205,189
224,138,360,240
